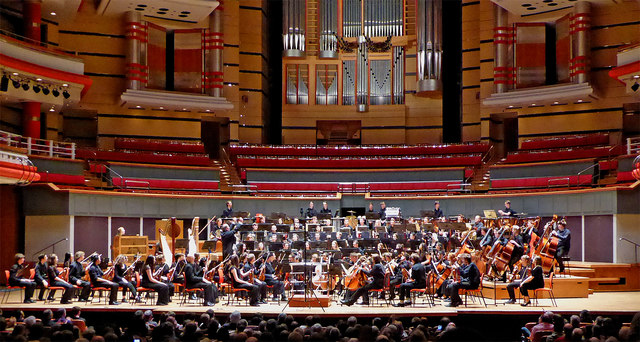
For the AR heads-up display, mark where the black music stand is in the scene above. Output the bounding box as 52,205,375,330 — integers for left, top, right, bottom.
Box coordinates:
365,212,381,220
282,219,325,312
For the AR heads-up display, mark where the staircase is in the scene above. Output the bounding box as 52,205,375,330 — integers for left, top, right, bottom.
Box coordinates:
470,164,491,192
215,158,243,193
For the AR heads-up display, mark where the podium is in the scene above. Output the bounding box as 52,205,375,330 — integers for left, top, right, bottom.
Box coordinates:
111,235,148,260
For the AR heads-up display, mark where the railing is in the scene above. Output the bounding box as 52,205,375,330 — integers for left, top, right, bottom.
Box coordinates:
338,182,371,193
627,137,640,155
124,179,150,192
0,149,38,185
577,163,599,186
548,177,570,188
0,29,81,60
0,130,76,159
619,237,640,264
447,183,472,194
101,163,124,189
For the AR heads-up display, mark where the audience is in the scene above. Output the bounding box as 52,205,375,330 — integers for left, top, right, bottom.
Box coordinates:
0,307,637,342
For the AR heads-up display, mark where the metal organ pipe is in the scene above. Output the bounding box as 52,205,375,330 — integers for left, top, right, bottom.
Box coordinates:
416,0,442,93
357,36,368,112
320,0,338,58
283,0,306,57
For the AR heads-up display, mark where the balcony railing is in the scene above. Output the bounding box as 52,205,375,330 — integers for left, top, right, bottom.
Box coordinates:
0,130,76,159
0,29,81,61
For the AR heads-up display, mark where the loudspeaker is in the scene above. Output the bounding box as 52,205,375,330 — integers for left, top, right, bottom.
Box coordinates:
0,75,8,92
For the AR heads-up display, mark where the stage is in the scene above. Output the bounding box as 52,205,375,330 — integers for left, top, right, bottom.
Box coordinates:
1,289,639,318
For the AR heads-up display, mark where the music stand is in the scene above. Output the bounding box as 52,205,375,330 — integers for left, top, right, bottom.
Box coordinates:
317,213,332,220
365,212,380,220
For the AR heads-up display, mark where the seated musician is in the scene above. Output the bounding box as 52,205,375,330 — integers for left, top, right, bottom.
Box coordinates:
306,201,318,218
393,253,426,307
34,254,48,301
88,254,120,305
69,251,91,302
379,202,387,221
263,252,287,301
184,254,218,306
244,254,267,303
225,254,260,306
222,200,234,218
171,253,186,285
341,254,384,306
472,216,484,235
479,228,494,248
509,226,525,269
46,254,74,304
320,201,331,214
9,253,37,303
436,253,458,299
140,255,170,306
384,252,402,301
113,255,140,302
506,255,531,304
445,253,481,307
518,256,544,306
330,240,340,251
283,241,291,251
434,201,444,219
552,222,571,273
291,218,303,231
498,200,516,217
155,255,175,297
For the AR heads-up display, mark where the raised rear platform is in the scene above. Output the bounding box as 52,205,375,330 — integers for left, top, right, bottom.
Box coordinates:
481,275,590,300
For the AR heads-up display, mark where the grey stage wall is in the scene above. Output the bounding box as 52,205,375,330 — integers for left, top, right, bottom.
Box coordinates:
22,186,635,219
490,160,594,179
31,157,84,175
246,169,465,182
109,164,219,181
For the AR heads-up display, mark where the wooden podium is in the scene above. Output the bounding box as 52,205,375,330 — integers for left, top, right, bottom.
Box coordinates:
111,235,148,260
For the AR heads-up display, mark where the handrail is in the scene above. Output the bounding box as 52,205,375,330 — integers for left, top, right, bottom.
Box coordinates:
101,164,124,189
577,163,599,186
0,149,38,185
627,137,640,155
548,177,570,188
619,237,640,264
124,179,150,191
0,29,82,60
447,183,472,194
0,130,76,159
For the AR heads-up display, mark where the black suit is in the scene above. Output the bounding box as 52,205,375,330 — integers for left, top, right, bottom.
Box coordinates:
113,263,137,298
399,263,426,301
346,263,385,305
222,208,233,218
69,261,91,300
221,228,238,259
34,262,48,300
447,262,481,304
184,262,218,305
47,265,73,303
89,264,119,303
434,208,444,218
9,263,36,302
264,262,285,298
306,208,317,218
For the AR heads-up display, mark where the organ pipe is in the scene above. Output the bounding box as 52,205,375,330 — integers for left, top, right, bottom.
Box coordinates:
357,36,368,112
319,0,338,58
416,0,442,93
283,0,306,57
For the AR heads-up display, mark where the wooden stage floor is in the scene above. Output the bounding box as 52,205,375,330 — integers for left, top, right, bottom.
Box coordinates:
1,289,639,318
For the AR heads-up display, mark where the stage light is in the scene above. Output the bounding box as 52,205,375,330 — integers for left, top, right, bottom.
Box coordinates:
632,82,639,92
33,85,41,93
22,83,30,91
52,89,60,97
12,80,20,88
63,90,70,99
42,87,50,95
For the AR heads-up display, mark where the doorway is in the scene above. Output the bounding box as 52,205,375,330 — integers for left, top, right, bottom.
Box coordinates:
201,116,230,159
489,112,518,159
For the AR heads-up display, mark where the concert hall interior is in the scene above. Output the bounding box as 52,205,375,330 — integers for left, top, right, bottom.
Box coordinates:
1,0,640,341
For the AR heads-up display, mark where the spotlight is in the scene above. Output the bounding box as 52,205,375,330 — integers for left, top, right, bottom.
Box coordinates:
52,89,60,97
632,82,639,92
12,80,20,88
22,83,30,91
62,90,70,99
33,85,41,93
42,87,50,95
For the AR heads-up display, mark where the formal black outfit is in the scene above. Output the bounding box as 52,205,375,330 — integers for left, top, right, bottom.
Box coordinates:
88,263,119,304
345,263,385,305
222,207,234,218
506,265,529,301
263,262,285,299
398,263,426,302
319,207,331,214
141,265,170,305
388,261,407,300
47,265,73,304
34,262,48,300
378,208,386,221
520,265,544,297
9,263,36,302
554,229,571,272
114,263,137,299
184,262,218,305
69,261,91,300
305,207,318,218
243,263,267,300
447,262,481,305
501,207,516,216
434,208,444,219
171,261,185,285
228,266,259,305
221,227,239,259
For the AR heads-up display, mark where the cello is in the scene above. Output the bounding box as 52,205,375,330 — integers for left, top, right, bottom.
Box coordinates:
343,256,368,291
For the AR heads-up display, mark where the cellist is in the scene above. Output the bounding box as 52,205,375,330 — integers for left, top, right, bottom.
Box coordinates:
552,221,571,273
263,252,287,301
88,254,120,305
341,254,384,306
393,253,426,307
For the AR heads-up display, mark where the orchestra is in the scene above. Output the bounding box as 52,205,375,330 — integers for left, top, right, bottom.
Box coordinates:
8,201,575,308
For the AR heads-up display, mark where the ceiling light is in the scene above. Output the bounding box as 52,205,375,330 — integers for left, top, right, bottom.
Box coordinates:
136,105,141,108
633,75,640,79
49,108,55,112
62,83,68,87
33,85,40,93
632,82,639,92
531,103,536,106
50,12,56,16
553,101,559,104
159,107,164,110
205,109,210,112
42,87,50,95
12,72,18,76
508,105,514,108
12,80,20,88
36,78,42,81
22,83,30,91
182,108,187,111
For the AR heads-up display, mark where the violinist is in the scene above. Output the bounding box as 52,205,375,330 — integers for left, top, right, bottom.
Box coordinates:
341,254,384,306
243,253,267,303
184,254,218,306
552,222,571,273
141,255,170,306
68,251,91,302
88,255,120,305
498,200,516,217
9,253,36,303
445,253,480,307
113,255,140,302
393,253,426,307
506,255,531,304
384,253,403,301
47,254,73,304
171,253,186,285
225,254,260,306
519,256,544,306
34,254,48,301
263,252,287,301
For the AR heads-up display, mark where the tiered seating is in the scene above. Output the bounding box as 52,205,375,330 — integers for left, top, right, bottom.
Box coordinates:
30,155,86,186
114,138,206,154
520,133,610,150
490,159,595,191
503,145,624,164
107,162,219,192
237,155,482,169
615,155,639,183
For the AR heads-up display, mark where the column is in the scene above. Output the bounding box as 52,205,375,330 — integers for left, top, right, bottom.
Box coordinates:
570,2,591,84
22,102,41,139
493,4,513,93
22,1,42,138
125,11,148,90
205,1,224,97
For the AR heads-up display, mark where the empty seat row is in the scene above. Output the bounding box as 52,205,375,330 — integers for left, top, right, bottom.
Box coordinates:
237,155,482,169
520,133,609,151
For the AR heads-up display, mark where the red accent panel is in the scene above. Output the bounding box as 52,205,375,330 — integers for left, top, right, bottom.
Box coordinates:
112,177,219,191
23,1,41,42
609,61,640,79
230,143,490,157
76,149,211,167
520,133,609,150
113,138,205,154
616,171,635,183
505,145,624,164
36,172,85,185
491,175,592,189
21,101,41,139
237,156,482,168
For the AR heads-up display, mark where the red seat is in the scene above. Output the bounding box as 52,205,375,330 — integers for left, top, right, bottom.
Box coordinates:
2,270,25,304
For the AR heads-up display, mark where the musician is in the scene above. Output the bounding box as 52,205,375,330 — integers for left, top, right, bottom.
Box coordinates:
9,253,36,303
472,216,484,235
384,253,403,300
341,254,384,306
226,254,260,306
506,255,531,304
283,241,291,251
433,201,444,219
519,256,544,306
88,255,120,305
263,252,287,301
222,201,234,218
498,200,516,217
330,240,340,251
113,255,139,302
320,201,331,214
291,218,304,231
171,253,186,285
46,254,73,304
445,253,480,307
184,255,218,306
378,202,387,221
306,201,318,218
34,254,48,301
141,255,170,306
394,253,426,307
368,202,375,213
479,228,494,248
244,254,268,303
436,253,458,299
552,222,571,273
68,251,91,302
221,223,239,259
